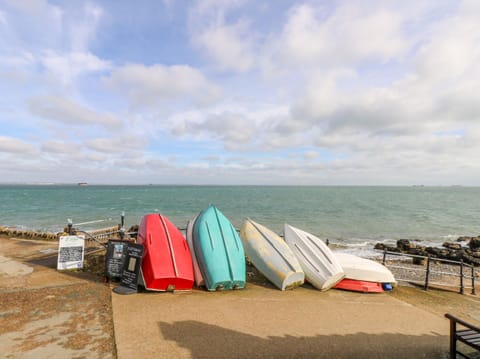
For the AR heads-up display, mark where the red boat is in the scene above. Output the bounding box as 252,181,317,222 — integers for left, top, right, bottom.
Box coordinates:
334,278,384,293
137,214,194,291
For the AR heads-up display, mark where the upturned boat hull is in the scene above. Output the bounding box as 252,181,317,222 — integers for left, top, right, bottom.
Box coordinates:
334,278,384,293
186,213,204,287
240,219,304,291
193,205,246,291
334,253,397,287
137,214,194,291
284,224,344,291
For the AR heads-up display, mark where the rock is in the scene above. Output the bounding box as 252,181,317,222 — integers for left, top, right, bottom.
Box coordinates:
409,247,428,257
374,237,480,267
457,236,473,242
463,252,480,266
447,249,465,261
469,238,480,250
426,247,449,258
443,242,462,250
374,243,386,250
466,249,480,259
412,257,426,265
397,239,415,251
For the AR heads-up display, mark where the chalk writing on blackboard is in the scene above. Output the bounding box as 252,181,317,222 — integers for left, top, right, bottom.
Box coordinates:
105,240,129,279
115,243,144,294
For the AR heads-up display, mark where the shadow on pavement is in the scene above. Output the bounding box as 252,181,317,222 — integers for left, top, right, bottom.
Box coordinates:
159,320,449,359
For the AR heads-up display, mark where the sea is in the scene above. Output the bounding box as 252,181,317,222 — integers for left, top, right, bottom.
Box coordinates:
1,185,480,256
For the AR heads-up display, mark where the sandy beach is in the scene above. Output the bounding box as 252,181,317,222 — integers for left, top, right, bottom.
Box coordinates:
1,235,480,359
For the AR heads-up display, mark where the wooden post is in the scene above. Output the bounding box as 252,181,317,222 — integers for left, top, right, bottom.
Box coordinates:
382,249,387,265
424,255,430,291
449,317,456,359
460,260,464,295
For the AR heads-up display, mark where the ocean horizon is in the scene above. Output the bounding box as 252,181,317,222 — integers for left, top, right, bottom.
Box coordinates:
1,184,480,256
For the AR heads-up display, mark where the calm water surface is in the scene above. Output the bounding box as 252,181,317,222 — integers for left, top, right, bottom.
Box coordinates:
1,185,479,253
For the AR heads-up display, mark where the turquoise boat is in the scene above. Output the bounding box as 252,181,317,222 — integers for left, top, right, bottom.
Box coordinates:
192,205,246,291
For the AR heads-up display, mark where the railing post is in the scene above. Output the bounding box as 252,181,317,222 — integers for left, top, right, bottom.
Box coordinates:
424,255,430,291
472,266,476,295
460,260,464,295
120,211,125,240
382,249,387,265
67,219,73,235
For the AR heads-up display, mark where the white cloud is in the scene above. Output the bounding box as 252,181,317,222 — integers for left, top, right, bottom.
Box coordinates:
85,137,144,154
41,140,81,154
169,104,291,152
103,64,221,108
0,51,35,67
2,0,53,14
0,135,37,154
188,0,255,73
29,95,122,129
40,50,111,87
70,2,103,52
268,3,409,70
193,20,254,72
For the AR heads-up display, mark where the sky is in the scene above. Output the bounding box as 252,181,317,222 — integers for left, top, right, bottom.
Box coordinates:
1,0,479,185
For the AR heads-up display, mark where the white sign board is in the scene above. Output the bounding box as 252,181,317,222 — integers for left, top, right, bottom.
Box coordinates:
57,235,85,270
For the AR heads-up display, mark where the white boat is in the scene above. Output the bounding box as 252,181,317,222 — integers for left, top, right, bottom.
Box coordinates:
284,224,345,291
334,253,396,285
185,214,205,287
240,219,304,290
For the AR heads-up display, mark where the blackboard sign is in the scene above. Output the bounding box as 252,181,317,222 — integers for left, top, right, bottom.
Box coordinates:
57,235,85,270
113,243,144,295
105,240,129,279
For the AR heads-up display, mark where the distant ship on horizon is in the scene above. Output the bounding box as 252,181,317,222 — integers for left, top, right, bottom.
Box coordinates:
77,182,88,186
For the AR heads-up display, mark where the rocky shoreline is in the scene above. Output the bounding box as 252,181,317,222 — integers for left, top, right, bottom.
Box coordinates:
374,236,480,266
2,223,480,267
0,225,60,241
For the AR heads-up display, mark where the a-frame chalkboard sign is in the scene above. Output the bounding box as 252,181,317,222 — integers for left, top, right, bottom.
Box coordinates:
112,242,144,295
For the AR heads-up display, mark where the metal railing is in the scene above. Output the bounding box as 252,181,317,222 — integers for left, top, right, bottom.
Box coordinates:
379,250,477,295
66,212,127,247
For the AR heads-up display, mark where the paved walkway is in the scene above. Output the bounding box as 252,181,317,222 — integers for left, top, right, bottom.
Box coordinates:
112,279,450,358
0,237,454,358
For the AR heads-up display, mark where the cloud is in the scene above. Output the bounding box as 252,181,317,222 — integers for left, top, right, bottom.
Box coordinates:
69,2,103,52
173,111,253,146
169,104,291,152
40,50,111,87
0,135,37,154
192,19,255,73
265,3,409,71
85,137,144,154
103,64,221,108
188,0,257,73
41,140,82,154
28,95,122,129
